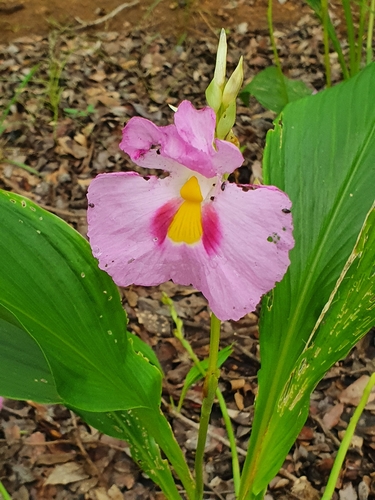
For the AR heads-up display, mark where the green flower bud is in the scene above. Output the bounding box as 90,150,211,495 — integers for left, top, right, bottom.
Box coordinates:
222,56,244,108
213,29,227,90
205,79,223,114
216,100,236,140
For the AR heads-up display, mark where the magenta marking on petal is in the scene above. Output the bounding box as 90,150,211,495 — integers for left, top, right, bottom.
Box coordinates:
151,200,180,244
202,204,221,255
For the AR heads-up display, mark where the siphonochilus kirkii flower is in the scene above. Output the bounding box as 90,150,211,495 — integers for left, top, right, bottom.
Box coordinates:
87,100,294,321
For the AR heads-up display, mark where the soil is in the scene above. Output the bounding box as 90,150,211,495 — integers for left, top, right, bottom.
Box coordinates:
0,0,312,44
1,1,375,500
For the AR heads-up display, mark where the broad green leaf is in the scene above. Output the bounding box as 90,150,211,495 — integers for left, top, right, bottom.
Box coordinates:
134,407,196,498
0,191,193,496
0,304,61,403
239,63,375,499
239,66,312,113
129,333,163,374
73,408,185,500
0,190,160,412
279,203,375,411
178,345,233,409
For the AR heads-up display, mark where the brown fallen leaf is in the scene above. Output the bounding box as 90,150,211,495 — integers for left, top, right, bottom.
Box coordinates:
108,484,125,500
231,379,246,391
339,376,375,407
292,476,320,500
35,452,77,466
234,391,245,411
89,70,107,82
339,482,358,500
298,425,314,441
56,137,88,159
323,403,344,430
44,462,89,485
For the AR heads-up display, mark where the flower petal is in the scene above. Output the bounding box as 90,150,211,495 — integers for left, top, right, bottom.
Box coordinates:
190,183,294,320
134,182,293,321
174,100,216,154
87,172,181,286
119,100,244,179
212,139,244,176
88,173,293,321
119,118,182,172
159,124,218,177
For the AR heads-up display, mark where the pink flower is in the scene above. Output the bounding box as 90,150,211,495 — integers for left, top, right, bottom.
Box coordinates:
0,397,3,410
87,100,294,321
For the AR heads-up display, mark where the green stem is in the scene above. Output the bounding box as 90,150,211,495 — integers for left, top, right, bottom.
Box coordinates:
0,481,12,500
194,313,221,500
366,0,375,65
267,0,288,104
321,373,375,500
355,0,368,72
216,390,241,496
163,293,240,494
180,360,240,495
325,21,349,80
306,1,349,79
2,159,42,178
321,0,332,86
342,0,356,75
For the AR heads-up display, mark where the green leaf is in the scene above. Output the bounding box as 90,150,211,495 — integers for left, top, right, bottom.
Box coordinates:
73,408,185,500
279,202,375,410
178,345,233,409
0,191,194,496
0,304,61,403
129,333,163,374
0,190,161,413
239,63,375,498
63,108,79,116
239,66,312,113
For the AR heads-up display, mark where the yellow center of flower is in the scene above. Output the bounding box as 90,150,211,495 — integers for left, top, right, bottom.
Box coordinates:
167,176,203,244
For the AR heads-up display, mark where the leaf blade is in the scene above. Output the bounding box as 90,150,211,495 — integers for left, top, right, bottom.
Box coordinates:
239,63,375,498
240,66,312,112
0,190,161,412
0,304,61,403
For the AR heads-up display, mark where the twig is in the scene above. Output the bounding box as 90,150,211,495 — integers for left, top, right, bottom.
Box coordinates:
0,4,24,14
203,483,226,500
162,397,247,457
197,10,217,37
279,467,298,483
311,414,341,447
75,0,139,29
70,412,101,478
0,176,37,199
235,343,260,366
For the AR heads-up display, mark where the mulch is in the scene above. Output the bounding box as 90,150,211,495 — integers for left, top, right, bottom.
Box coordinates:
1,9,375,500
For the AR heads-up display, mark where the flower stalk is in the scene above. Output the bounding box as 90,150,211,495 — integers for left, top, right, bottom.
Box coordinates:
194,313,221,500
